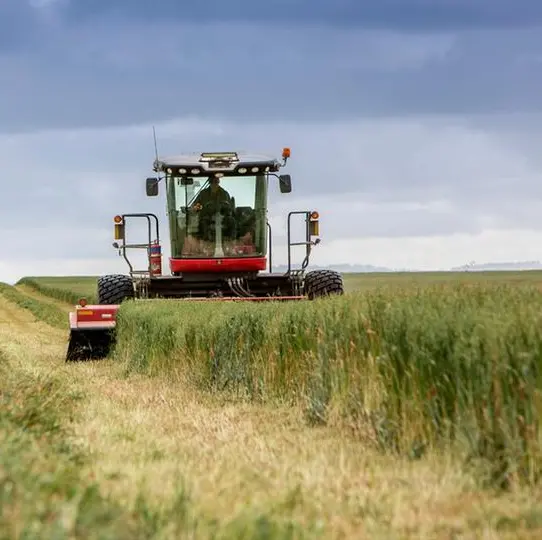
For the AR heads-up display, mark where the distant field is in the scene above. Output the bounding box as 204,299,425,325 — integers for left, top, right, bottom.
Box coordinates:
18,269,542,300
342,269,542,291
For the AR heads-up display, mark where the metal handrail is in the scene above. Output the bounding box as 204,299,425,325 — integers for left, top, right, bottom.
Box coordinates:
286,211,312,273
117,213,160,276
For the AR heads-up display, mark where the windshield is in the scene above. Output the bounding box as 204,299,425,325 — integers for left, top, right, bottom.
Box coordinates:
168,174,268,259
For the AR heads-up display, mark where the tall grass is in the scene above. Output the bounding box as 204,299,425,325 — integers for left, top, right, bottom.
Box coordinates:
114,283,542,489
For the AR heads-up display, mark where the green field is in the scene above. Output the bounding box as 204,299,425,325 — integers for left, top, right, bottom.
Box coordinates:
2,270,542,538
20,269,542,302
17,270,542,484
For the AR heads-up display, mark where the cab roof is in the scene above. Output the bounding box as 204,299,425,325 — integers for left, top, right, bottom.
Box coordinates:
153,151,283,175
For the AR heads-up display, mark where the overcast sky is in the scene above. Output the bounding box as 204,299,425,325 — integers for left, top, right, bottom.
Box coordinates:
2,0,542,282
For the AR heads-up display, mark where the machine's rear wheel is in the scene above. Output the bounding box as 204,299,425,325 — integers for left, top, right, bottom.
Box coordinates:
97,274,134,305
304,269,344,299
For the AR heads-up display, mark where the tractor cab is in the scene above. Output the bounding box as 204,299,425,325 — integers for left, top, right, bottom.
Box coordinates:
168,173,266,261
145,150,292,275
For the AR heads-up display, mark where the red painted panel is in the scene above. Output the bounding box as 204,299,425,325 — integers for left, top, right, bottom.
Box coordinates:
170,257,267,273
76,305,119,323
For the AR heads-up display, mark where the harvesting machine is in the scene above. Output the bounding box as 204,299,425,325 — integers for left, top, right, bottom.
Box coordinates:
66,148,344,361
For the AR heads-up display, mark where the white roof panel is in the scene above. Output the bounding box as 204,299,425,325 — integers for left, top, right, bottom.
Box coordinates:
155,151,280,167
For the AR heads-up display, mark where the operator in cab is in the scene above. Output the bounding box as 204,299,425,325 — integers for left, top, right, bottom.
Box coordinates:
193,176,232,208
189,176,237,252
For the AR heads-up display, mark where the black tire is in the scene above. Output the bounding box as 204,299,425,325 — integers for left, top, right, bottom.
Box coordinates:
304,269,344,300
97,274,134,305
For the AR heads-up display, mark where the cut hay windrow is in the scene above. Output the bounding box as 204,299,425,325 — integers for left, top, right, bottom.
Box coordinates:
16,276,99,305
0,283,67,329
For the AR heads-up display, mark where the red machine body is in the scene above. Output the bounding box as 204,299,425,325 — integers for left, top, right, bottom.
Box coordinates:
169,256,267,274
69,304,119,331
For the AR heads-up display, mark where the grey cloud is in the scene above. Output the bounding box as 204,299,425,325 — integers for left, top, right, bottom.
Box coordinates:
0,3,40,51
7,0,542,32
271,199,485,240
2,116,542,263
1,227,114,262
1,23,542,133
60,0,542,31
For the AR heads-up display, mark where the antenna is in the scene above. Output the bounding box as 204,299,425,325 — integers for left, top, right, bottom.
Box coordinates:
152,125,159,162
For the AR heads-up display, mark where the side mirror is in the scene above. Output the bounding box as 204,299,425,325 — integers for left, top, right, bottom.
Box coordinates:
279,174,292,194
146,177,159,196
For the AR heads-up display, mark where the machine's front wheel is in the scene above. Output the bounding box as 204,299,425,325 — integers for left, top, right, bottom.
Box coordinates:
97,274,134,305
304,269,344,299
